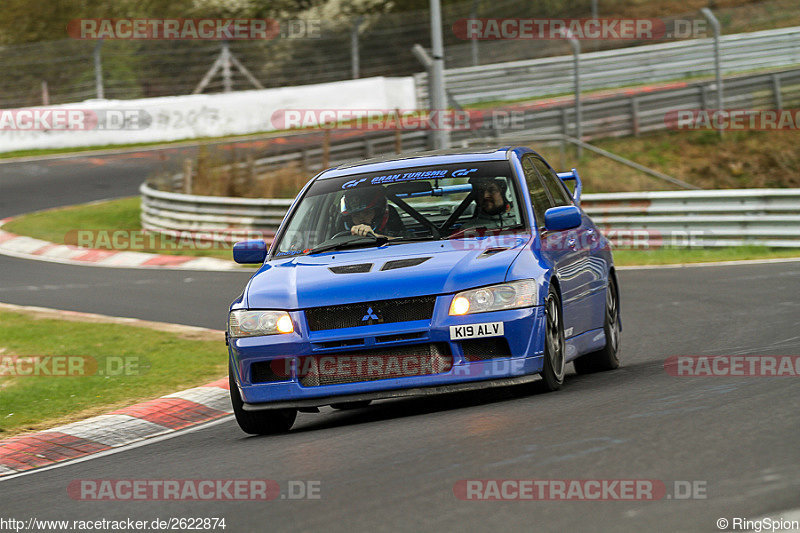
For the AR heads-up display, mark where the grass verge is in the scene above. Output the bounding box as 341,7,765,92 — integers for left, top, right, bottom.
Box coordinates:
0,309,226,437
612,245,800,266
2,197,236,261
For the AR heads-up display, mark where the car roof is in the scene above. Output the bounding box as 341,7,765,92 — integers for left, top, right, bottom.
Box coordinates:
317,147,514,179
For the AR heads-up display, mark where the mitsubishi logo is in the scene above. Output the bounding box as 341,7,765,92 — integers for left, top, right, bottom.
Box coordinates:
362,307,380,323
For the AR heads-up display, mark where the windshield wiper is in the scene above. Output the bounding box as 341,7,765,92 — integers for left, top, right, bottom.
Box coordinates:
309,234,389,255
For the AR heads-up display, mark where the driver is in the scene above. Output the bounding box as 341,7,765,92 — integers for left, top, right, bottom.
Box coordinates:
340,187,405,238
458,176,517,231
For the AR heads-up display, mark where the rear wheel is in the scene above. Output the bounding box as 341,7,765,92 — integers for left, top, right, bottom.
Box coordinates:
229,362,296,435
540,285,566,391
574,276,620,374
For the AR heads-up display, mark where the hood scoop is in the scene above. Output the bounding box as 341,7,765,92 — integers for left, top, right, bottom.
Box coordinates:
380,257,432,271
329,263,373,274
479,247,509,258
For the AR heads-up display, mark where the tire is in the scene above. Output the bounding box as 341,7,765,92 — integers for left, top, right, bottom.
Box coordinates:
229,362,296,435
540,285,566,391
331,400,372,410
574,275,620,375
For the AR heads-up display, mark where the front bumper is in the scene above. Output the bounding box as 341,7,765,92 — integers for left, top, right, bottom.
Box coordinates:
229,298,545,407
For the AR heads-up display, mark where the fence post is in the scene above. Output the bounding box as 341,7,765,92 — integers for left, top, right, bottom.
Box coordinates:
41,81,49,106
302,149,310,172
470,0,480,66
567,32,582,157
631,97,640,137
94,40,105,99
772,74,783,110
700,85,708,110
364,137,374,158
221,42,233,93
701,8,723,138
351,16,363,79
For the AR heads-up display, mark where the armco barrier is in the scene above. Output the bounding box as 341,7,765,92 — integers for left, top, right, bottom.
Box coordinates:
141,184,800,248
415,26,800,106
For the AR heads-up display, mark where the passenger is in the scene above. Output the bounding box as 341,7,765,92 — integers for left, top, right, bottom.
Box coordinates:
458,176,517,231
341,187,405,238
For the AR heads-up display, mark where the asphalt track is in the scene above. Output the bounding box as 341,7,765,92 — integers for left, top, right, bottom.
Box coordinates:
1,149,799,532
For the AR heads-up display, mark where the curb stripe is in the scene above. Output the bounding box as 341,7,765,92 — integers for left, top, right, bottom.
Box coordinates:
0,432,110,471
43,415,171,448
0,222,239,271
110,398,228,430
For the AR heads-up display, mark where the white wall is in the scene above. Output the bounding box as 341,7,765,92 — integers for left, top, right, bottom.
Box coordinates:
0,76,417,153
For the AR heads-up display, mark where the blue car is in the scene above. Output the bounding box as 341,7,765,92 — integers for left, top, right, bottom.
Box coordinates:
227,147,621,434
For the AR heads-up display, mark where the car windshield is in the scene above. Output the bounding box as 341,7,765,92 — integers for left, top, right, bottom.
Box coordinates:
272,160,527,258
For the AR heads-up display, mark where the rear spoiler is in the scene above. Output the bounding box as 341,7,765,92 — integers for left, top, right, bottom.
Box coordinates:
557,169,582,206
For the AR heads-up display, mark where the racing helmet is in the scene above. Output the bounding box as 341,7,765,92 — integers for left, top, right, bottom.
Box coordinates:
340,187,386,218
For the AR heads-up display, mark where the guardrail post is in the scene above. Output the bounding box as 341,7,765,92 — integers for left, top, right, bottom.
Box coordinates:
183,158,193,194
700,85,708,110
364,138,374,158
631,97,640,137
772,74,783,110
395,127,402,154
247,152,255,183
322,130,331,169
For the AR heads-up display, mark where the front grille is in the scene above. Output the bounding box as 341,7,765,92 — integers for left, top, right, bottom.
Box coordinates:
298,343,452,387
304,295,436,331
460,337,512,361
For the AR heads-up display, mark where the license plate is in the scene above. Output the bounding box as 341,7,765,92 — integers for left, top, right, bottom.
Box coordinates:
449,322,504,340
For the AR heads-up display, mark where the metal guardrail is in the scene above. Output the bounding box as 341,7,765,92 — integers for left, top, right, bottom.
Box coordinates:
141,184,800,248
414,26,800,106
149,66,800,193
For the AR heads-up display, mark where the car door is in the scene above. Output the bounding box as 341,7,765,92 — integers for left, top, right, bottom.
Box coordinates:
521,155,585,340
529,156,598,338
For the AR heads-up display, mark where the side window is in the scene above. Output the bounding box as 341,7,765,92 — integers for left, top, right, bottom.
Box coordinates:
532,158,572,207
521,158,550,229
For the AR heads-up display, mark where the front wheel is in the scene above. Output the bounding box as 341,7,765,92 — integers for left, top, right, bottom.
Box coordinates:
574,276,620,374
540,285,566,391
229,362,296,435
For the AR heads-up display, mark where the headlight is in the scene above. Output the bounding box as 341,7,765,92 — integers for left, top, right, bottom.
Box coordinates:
228,310,294,338
449,280,537,315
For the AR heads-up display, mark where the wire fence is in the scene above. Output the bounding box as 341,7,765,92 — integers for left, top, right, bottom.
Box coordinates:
2,0,800,109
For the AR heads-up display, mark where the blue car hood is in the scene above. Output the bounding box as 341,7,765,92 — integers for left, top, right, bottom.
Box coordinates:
245,236,530,309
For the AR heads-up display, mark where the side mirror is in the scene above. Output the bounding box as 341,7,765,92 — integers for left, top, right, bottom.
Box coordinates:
544,206,581,231
233,240,267,264
557,168,582,205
